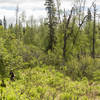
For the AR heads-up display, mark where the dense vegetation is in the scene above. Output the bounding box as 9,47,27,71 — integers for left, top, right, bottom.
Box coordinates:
0,0,100,99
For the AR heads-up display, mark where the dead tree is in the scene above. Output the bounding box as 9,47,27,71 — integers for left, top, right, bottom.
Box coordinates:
73,15,88,45
83,0,86,16
16,5,19,25
74,0,86,26
56,0,61,23
63,8,73,59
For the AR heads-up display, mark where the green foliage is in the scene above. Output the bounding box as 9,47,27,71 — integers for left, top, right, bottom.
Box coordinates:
0,1,100,99
0,67,99,100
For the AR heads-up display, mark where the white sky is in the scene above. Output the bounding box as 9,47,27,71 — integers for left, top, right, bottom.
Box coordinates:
0,0,100,25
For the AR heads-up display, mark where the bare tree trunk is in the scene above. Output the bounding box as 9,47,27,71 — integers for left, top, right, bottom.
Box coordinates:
16,5,19,25
15,5,19,39
63,8,73,59
56,0,61,23
92,4,96,59
83,0,86,16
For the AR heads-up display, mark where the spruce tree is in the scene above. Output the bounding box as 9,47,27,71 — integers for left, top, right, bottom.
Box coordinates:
0,19,2,26
3,16,7,29
87,8,92,22
45,0,57,51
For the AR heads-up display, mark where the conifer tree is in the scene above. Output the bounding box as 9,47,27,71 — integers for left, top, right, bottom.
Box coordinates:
0,19,2,26
45,0,57,51
87,8,92,22
92,4,96,59
3,16,7,29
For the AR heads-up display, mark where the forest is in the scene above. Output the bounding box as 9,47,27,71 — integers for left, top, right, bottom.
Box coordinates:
0,0,100,100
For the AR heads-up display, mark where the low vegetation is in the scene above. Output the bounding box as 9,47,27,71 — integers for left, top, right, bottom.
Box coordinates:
0,0,100,99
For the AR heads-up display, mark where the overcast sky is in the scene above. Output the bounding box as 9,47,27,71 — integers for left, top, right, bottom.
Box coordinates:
0,0,100,25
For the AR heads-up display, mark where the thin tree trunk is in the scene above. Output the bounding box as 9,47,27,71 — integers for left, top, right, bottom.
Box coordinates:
92,4,96,59
63,8,73,59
